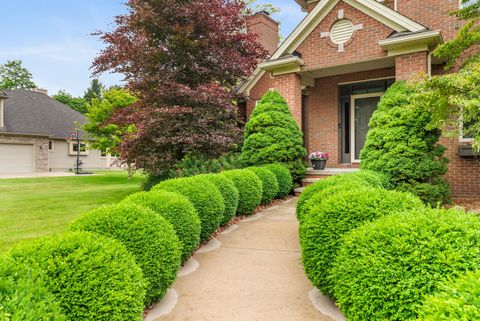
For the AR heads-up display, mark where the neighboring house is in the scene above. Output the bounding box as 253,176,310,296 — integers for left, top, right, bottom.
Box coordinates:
0,89,118,173
241,0,479,197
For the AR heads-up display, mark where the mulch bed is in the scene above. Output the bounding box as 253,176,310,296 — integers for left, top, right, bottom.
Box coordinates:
447,197,480,212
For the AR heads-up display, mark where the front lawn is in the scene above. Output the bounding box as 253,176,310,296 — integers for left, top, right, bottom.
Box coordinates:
0,171,143,252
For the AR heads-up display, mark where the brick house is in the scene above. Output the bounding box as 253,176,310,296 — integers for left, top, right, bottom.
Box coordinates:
240,0,479,197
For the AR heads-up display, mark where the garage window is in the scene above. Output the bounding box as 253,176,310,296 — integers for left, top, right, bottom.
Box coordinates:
48,141,54,151
69,141,89,156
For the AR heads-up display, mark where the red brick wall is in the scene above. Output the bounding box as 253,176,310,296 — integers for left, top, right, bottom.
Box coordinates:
397,0,460,41
296,1,392,69
306,68,395,167
441,137,480,197
247,12,279,56
395,51,428,80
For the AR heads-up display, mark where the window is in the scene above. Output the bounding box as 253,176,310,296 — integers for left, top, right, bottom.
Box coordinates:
69,141,89,155
460,119,475,143
101,150,107,157
48,140,54,151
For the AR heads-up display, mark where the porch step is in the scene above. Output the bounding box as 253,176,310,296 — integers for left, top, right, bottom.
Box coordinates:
301,167,360,188
294,187,305,197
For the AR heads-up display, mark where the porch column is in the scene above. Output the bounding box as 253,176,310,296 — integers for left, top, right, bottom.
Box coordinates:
273,73,303,128
395,51,428,80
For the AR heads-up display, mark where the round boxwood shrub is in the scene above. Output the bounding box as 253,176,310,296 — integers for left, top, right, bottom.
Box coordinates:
331,208,480,321
263,163,292,198
122,190,201,262
418,270,480,321
9,231,146,321
153,176,225,241
296,170,390,220
221,169,262,215
241,91,307,182
70,203,181,304
300,188,424,298
247,166,279,204
0,257,65,321
198,173,239,226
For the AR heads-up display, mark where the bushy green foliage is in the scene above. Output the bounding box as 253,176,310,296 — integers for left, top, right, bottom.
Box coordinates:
221,169,262,215
300,188,423,298
360,81,450,205
198,174,239,226
247,167,279,204
8,232,146,321
331,208,480,321
241,91,307,181
0,257,65,321
70,203,180,304
153,176,224,241
122,190,201,262
250,91,290,118
418,270,480,321
173,153,242,178
296,170,391,220
263,163,293,198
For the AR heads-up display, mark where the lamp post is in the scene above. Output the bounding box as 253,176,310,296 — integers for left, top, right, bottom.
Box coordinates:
68,130,80,174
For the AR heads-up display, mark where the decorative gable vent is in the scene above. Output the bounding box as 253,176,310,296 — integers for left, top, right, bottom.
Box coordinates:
330,19,354,45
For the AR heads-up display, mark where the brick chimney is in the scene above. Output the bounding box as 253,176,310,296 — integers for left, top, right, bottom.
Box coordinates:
247,11,279,56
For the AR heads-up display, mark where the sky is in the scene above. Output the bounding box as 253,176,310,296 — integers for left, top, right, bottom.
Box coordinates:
0,1,306,97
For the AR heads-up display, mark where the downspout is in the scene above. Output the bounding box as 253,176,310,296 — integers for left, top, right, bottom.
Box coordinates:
394,0,398,11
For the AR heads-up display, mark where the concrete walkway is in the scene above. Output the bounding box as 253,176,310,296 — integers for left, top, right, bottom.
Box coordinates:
0,172,77,179
145,198,345,321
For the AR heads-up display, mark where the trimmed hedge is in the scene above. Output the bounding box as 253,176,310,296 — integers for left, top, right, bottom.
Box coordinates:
70,203,181,304
221,169,262,215
296,170,391,219
0,257,65,321
331,208,480,321
247,166,279,204
263,163,292,198
300,188,424,298
122,190,201,262
418,270,480,321
199,173,239,226
9,232,146,321
153,176,225,241
360,81,450,205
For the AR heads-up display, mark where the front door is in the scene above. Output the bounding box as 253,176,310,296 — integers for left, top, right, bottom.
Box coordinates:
350,94,381,162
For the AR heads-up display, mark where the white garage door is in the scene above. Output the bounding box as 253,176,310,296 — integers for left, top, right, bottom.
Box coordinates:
0,144,34,173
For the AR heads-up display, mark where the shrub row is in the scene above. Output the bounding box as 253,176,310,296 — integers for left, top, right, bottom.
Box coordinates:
3,163,292,320
298,170,480,320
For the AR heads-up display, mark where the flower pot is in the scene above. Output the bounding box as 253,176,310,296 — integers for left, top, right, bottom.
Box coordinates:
311,159,327,170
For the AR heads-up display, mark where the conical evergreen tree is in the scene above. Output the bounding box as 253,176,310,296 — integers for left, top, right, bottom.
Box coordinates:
241,91,307,181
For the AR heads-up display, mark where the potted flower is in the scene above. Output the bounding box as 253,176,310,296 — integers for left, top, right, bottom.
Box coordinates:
309,151,329,170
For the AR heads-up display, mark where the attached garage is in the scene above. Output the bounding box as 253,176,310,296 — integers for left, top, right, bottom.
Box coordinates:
0,143,34,173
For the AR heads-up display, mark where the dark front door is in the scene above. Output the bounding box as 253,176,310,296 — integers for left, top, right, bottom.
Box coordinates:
352,95,381,160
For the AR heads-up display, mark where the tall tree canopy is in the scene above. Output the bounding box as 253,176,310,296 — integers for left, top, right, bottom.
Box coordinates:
0,60,36,90
53,90,88,114
83,79,105,104
93,0,266,175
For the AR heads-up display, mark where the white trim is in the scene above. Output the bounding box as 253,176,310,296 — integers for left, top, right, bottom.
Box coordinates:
338,76,394,85
258,56,305,70
350,92,383,163
378,30,442,48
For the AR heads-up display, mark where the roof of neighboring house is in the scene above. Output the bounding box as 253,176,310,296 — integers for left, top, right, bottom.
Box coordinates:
0,89,86,139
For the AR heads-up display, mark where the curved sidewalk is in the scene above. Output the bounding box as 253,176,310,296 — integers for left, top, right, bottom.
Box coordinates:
145,198,344,321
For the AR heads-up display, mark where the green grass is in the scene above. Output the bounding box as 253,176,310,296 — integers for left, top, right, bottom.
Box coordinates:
0,171,143,253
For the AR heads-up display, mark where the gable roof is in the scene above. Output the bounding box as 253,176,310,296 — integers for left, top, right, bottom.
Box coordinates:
239,0,427,94
0,89,86,139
